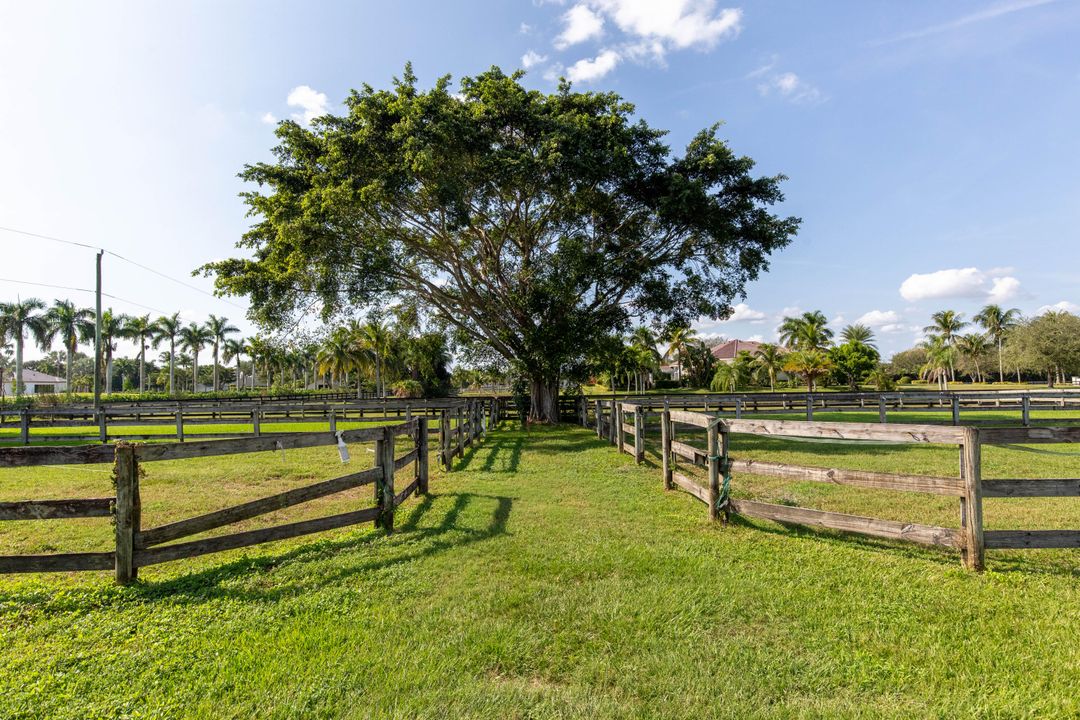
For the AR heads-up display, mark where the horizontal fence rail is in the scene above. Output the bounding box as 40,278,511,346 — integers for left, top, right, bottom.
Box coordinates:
604,400,1080,570
0,397,496,446
0,406,489,583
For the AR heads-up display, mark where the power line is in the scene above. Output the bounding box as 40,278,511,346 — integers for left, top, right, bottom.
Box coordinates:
0,225,99,250
0,276,182,318
0,224,247,311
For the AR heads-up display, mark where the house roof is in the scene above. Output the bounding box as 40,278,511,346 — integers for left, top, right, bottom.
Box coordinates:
17,369,66,383
711,339,766,360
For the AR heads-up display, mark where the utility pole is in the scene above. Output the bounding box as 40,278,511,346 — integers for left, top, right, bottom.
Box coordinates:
93,250,103,408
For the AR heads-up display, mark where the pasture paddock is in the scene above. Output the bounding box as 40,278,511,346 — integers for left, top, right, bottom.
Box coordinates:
1,422,1078,718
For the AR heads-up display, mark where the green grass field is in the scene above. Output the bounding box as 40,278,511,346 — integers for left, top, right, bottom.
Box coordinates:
1,423,1078,718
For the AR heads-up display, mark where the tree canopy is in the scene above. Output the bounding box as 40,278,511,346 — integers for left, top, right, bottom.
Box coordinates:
203,66,799,420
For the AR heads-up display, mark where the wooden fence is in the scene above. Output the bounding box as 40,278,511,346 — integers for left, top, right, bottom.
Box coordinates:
0,397,495,446
0,408,488,583
578,389,1080,428
602,402,1079,570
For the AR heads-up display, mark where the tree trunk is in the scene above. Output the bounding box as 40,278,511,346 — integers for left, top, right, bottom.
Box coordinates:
998,338,1004,383
529,376,559,423
66,345,74,396
213,344,220,392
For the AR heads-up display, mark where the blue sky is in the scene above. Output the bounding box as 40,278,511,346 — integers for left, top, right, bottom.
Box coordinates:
1,0,1078,360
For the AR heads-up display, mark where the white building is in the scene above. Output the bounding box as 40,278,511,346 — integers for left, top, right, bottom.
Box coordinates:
1,369,68,395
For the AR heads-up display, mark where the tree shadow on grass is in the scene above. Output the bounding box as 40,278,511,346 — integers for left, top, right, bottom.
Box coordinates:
0,491,515,610
454,435,524,473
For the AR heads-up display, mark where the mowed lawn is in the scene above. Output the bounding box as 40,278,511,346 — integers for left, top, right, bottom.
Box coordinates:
1,424,1079,718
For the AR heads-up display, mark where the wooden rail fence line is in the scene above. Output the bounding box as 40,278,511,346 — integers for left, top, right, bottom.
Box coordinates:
0,409,488,583
0,397,496,446
607,402,1080,570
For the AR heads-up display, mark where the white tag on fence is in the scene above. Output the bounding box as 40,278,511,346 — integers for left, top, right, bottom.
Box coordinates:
336,432,350,464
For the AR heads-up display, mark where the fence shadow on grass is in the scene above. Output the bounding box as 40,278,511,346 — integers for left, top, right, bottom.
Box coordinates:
725,511,1080,578
0,491,515,610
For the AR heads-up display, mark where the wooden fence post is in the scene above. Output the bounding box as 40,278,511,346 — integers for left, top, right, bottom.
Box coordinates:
595,400,602,438
1022,396,1031,427
416,417,429,495
878,395,887,424
960,427,985,571
252,409,261,438
707,419,720,521
440,410,451,471
175,410,185,442
329,410,337,435
456,406,464,457
20,409,29,445
609,399,617,445
98,410,108,444
951,396,960,426
113,444,140,584
616,403,625,454
805,395,814,421
735,398,743,419
633,407,644,463
375,426,395,533
661,409,673,490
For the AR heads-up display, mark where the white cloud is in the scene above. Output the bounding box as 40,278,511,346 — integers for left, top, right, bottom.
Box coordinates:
857,309,901,327
522,50,548,69
286,85,330,126
758,71,824,104
554,4,604,49
519,22,533,34
855,310,914,334
1036,300,1080,314
566,49,621,82
899,267,1024,303
593,0,742,51
260,112,277,124
869,0,1056,45
722,302,767,323
747,334,764,343
548,0,742,83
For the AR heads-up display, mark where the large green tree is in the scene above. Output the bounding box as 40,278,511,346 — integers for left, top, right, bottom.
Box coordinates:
0,298,49,397
203,67,798,421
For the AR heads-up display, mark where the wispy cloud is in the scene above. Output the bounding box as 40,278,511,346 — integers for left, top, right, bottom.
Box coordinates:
869,0,1056,46
757,71,823,104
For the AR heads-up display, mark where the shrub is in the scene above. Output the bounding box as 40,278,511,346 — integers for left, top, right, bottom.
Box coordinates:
391,380,424,398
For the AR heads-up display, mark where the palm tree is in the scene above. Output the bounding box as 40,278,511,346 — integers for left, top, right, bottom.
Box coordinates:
223,337,247,389
98,309,129,394
840,323,875,349
924,310,967,381
152,313,182,395
710,351,755,392
779,311,833,351
955,333,992,383
246,335,271,388
973,304,1020,383
122,314,158,392
205,315,240,392
318,329,361,389
663,326,697,385
0,298,49,397
782,349,833,392
753,343,785,391
919,335,954,391
356,317,391,396
179,322,213,392
43,300,95,396
629,327,661,392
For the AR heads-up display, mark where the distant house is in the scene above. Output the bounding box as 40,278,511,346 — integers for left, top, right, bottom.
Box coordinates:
1,369,68,395
711,339,766,363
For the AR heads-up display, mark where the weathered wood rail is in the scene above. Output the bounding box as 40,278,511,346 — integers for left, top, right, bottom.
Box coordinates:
577,389,1080,430
602,402,1080,570
0,408,490,583
0,397,495,447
